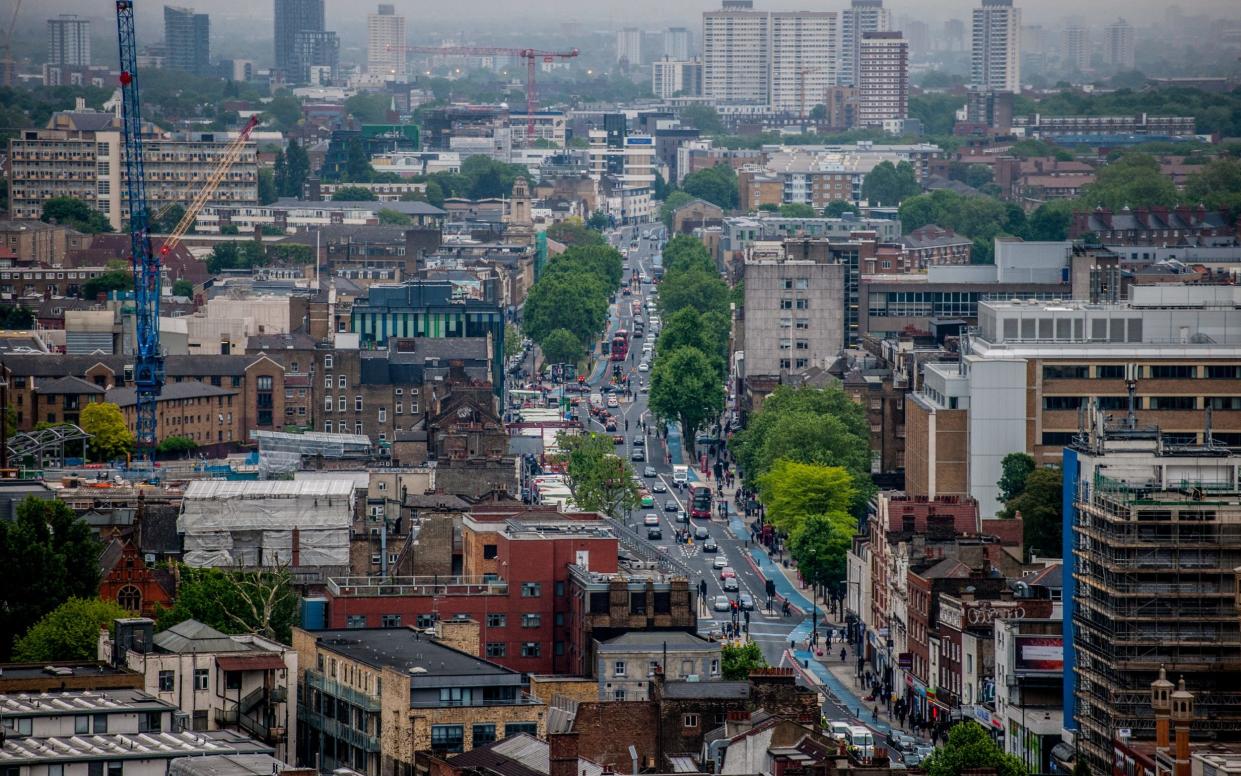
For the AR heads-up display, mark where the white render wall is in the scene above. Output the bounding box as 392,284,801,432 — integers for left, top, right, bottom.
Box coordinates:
965,355,1028,517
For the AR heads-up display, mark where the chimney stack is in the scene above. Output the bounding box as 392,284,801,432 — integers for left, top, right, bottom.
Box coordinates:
1150,666,1173,753
548,731,579,776
1170,676,1194,776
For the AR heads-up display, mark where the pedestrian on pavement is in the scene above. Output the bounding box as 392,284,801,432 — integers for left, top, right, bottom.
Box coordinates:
840,647,847,663
872,707,879,722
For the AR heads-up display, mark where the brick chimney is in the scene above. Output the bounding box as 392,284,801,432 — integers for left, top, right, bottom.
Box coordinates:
549,731,579,776
1171,677,1194,776
1151,666,1173,753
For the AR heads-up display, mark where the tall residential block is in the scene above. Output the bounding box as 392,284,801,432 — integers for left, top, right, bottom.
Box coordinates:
703,0,771,104
857,31,908,127
163,6,211,77
839,0,890,87
294,30,339,85
652,57,703,99
367,4,406,79
971,0,1020,92
47,15,91,67
1062,24,1089,73
770,12,839,114
1105,17,1135,70
664,26,691,59
616,27,642,67
274,0,325,78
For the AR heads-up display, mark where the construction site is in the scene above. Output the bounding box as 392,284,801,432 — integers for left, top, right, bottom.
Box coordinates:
1066,410,1241,772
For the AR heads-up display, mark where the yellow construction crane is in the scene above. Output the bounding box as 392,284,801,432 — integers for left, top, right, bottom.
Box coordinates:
1,0,23,88
159,114,260,257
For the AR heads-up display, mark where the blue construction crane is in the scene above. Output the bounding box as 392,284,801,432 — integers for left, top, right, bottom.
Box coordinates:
114,0,164,459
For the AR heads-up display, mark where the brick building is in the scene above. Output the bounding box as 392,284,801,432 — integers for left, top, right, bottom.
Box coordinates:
0,220,91,265
107,382,243,452
30,375,103,427
1069,205,1237,246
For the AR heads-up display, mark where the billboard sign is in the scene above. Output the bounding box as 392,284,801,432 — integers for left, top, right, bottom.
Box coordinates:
1014,635,1063,673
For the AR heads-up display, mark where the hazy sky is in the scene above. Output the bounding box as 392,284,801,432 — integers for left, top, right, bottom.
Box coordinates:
29,0,1241,31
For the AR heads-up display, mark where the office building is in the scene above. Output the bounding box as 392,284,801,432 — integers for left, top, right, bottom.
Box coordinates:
652,57,703,99
367,4,406,79
769,12,839,114
8,115,258,232
742,248,846,379
971,0,1020,92
47,14,91,67
839,0,890,87
0,689,272,776
857,31,908,127
1063,417,1241,773
1105,17,1135,70
703,0,770,104
293,30,339,85
616,27,642,67
1062,24,1089,73
664,26,691,59
274,0,325,78
164,6,211,77
99,617,298,760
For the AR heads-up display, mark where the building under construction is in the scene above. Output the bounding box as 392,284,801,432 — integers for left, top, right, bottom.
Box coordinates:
1064,407,1241,773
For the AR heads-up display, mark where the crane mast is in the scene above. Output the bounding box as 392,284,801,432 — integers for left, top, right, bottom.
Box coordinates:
115,0,164,460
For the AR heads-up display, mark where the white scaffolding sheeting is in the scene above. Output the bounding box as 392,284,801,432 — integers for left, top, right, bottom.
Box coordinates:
179,479,356,568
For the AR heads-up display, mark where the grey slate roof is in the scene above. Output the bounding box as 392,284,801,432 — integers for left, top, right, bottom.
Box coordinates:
597,631,718,652
154,620,253,654
106,381,236,408
660,680,749,699
33,375,106,395
308,628,516,679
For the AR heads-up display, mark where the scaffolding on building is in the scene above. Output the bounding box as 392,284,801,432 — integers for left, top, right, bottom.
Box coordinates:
249,430,373,460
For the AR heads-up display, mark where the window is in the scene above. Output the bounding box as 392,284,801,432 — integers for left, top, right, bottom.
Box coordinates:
324,355,334,369
486,642,507,658
378,407,387,422
555,581,565,596
347,615,367,628
779,317,792,328
795,318,809,329
338,376,346,389
1206,365,1241,379
473,724,497,746
49,765,64,776
1043,396,1082,410
338,396,346,412
75,716,89,734
684,714,700,728
324,421,333,433
1149,365,1196,379
430,725,465,753
381,614,402,628
193,668,209,691
1149,396,1196,411
324,376,333,389
795,298,809,309
415,614,436,629
256,375,274,426
614,661,627,677
613,689,626,701
710,658,720,675
1208,397,1241,410
487,613,506,627
353,395,362,412
93,713,108,733
1042,365,1088,380
521,582,541,597
325,396,333,411
440,687,473,706
1042,432,1075,446
521,642,541,657
483,544,498,559
158,670,175,691
522,613,541,628
138,712,161,733
505,723,538,737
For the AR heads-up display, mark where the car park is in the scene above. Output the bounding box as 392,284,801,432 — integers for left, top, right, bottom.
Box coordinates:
713,595,732,612
643,466,657,477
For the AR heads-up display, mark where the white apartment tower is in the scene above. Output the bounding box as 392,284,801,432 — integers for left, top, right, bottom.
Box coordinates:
1105,18,1135,70
770,12,840,114
47,14,91,67
617,27,643,66
652,58,704,99
703,1,771,104
971,0,1021,92
366,4,406,79
665,27,691,59
858,31,908,126
1062,25,1089,73
839,0,890,87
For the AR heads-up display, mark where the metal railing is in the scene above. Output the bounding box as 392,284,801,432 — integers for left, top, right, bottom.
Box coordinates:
327,576,508,598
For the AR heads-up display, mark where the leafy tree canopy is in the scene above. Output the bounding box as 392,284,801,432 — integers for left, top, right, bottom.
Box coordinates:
648,347,725,456
331,185,378,201
558,432,641,517
546,216,606,247
862,161,922,207
14,598,128,662
661,235,715,276
721,641,767,679
997,452,1036,503
541,328,583,366
80,402,133,462
778,203,817,218
41,197,113,234
682,164,739,210
999,467,1063,560
155,565,298,643
922,722,1027,776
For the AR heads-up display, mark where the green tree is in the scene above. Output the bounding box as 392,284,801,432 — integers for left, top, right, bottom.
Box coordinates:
1184,157,1241,217
0,497,102,659
679,104,724,135
922,721,1027,776
997,452,1037,503
523,272,608,348
660,191,695,230
658,268,731,319
344,92,390,123
14,598,128,662
1080,152,1179,210
546,217,606,247
154,565,298,643
964,164,994,189
206,241,264,273
80,402,133,461
758,460,857,545
263,91,302,130
378,208,412,225
171,279,194,298
344,137,373,182
0,304,34,328
41,196,113,233
504,323,522,361
662,235,715,276
541,327,583,366
257,168,278,205
1024,199,1074,241
151,204,186,233
277,139,310,197
657,307,727,377
999,467,1063,560
587,210,610,231
788,509,856,590
558,432,641,517
779,203,817,218
648,347,725,458
82,269,133,300
331,185,378,201
156,435,199,457
721,641,767,679
862,161,922,206
824,201,861,217
682,164,739,210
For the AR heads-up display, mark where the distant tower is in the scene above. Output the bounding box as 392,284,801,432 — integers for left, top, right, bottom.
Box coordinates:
507,177,533,246
1170,677,1194,776
1105,18,1135,70
971,0,1020,92
47,14,92,67
367,4,406,80
1150,666,1173,754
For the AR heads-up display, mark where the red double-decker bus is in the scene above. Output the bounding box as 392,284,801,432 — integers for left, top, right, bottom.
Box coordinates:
689,483,712,519
610,329,629,361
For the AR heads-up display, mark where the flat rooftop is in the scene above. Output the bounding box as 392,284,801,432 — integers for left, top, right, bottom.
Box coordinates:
0,730,272,765
0,689,173,716
308,628,519,682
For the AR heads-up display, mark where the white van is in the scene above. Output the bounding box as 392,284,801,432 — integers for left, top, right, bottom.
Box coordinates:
846,726,875,760
672,465,689,486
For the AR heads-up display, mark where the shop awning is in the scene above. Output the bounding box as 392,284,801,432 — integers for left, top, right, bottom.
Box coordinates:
215,654,286,672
